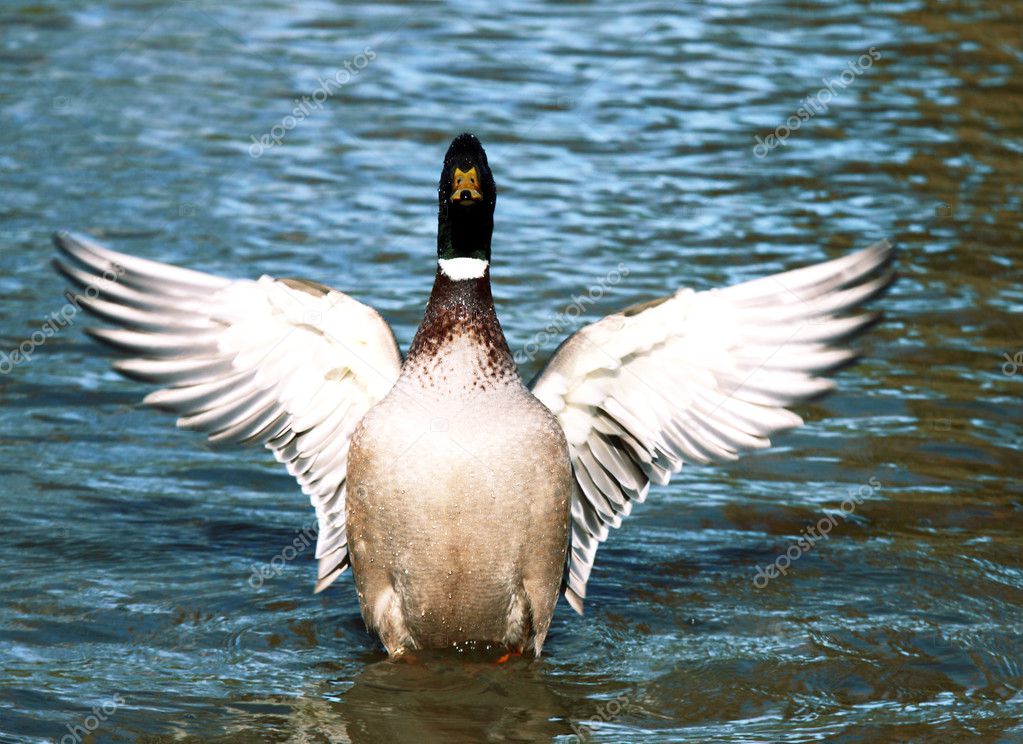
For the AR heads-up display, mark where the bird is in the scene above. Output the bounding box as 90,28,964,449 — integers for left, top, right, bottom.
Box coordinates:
52,132,895,658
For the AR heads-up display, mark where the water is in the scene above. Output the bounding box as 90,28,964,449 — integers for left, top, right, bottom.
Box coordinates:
1,0,1021,741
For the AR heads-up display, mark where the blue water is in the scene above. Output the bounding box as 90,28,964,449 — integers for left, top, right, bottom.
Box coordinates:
2,1,1022,741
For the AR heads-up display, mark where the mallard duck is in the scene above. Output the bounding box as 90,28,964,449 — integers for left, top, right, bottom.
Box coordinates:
53,132,894,657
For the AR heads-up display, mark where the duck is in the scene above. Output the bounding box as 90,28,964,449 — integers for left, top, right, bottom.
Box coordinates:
53,132,895,657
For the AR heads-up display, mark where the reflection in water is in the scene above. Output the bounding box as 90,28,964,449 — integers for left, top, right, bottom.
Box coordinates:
113,655,584,742
1,0,1021,741
320,656,571,743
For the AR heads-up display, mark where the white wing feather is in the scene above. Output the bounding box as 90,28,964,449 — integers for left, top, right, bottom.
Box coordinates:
53,231,402,592
530,240,895,613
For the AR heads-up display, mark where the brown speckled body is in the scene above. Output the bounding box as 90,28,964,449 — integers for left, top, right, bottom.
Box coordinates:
346,267,573,655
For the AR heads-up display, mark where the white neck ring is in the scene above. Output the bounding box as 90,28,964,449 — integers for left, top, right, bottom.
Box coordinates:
438,257,488,281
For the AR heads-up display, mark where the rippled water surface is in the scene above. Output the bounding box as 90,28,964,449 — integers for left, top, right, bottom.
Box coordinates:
2,1,1022,741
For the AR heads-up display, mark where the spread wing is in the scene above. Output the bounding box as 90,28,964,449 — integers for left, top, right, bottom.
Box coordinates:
529,240,895,613
53,231,403,592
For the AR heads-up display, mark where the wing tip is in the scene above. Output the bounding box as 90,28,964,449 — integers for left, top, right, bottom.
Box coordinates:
565,588,585,615
52,229,95,262
854,239,898,294
314,559,349,593
51,259,79,296
51,229,74,251
312,576,334,594
142,388,184,412
83,325,115,347
111,358,158,384
858,237,897,270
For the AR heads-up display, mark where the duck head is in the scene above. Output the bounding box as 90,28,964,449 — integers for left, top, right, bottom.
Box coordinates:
437,133,496,264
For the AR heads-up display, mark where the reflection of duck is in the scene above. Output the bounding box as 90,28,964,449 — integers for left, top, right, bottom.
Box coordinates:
328,655,574,744
221,654,578,744
53,132,894,657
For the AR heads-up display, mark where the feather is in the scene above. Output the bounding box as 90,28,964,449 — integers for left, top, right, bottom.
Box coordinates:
531,240,894,611
52,231,403,594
